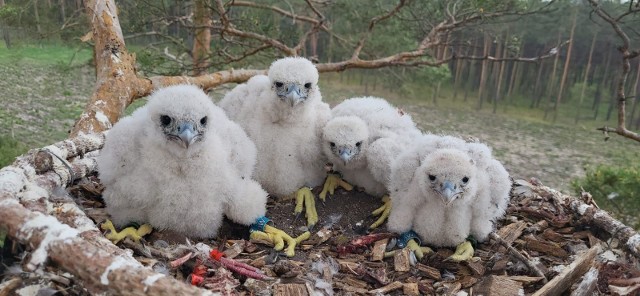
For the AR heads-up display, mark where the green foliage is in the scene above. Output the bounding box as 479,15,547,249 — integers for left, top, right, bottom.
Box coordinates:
572,165,640,229
0,4,20,25
0,136,27,167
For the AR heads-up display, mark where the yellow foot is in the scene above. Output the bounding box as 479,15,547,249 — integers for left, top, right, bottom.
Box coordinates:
100,220,152,244
370,195,391,229
319,173,353,202
294,187,318,228
250,225,310,257
448,240,474,262
407,239,433,260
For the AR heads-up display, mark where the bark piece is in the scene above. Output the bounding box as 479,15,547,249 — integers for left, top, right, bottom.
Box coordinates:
542,228,565,242
394,247,411,272
570,267,599,296
524,236,569,258
508,276,546,285
403,282,420,296
416,263,441,280
474,275,524,296
371,238,388,261
497,221,527,244
368,281,403,294
273,284,308,296
532,245,600,296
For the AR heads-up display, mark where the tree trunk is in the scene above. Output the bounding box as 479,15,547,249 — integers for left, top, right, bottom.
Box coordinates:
543,32,562,120
493,31,509,114
452,56,465,101
464,38,480,102
553,9,577,122
34,0,42,35
59,0,66,23
594,47,612,113
627,59,640,129
432,82,441,105
192,0,212,76
477,32,491,110
575,31,598,123
507,42,524,101
531,59,545,108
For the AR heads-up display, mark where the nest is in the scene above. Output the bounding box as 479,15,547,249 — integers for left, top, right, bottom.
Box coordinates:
1,133,640,295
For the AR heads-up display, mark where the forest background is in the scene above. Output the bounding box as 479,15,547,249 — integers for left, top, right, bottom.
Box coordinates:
0,0,638,227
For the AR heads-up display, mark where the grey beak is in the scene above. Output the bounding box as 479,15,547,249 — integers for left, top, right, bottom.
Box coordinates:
284,83,304,106
338,148,352,163
177,123,197,148
440,181,457,205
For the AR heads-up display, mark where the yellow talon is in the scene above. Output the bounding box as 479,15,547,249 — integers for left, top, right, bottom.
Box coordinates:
295,231,311,244
448,241,474,262
319,173,353,201
251,225,300,257
294,187,318,227
407,239,432,260
370,195,391,229
100,220,152,244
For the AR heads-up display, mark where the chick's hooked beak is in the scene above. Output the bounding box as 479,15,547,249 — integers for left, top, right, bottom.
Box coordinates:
439,181,461,206
338,147,354,164
284,83,306,107
176,122,198,148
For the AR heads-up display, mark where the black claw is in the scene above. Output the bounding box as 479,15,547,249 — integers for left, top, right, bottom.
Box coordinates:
293,212,302,223
308,224,315,231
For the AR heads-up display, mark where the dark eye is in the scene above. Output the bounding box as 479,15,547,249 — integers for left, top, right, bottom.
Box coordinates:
355,141,362,147
275,82,283,87
160,115,172,126
330,142,335,147
200,116,208,125
462,177,469,183
428,174,436,181
304,83,312,89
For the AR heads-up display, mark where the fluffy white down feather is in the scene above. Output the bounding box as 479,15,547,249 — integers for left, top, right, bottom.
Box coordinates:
219,57,331,196
98,85,267,238
321,97,421,196
387,134,511,247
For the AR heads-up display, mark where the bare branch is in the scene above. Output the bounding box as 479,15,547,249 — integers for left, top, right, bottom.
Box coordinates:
353,0,409,59
587,0,640,142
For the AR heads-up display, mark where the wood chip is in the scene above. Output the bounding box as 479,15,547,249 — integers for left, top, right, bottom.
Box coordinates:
542,229,565,242
335,282,369,294
497,221,527,244
368,281,403,294
524,236,569,258
459,275,479,288
337,275,369,289
273,284,308,296
394,247,411,272
532,245,600,296
416,263,441,280
508,276,546,285
474,275,524,296
371,238,388,261
403,282,420,296
465,260,486,276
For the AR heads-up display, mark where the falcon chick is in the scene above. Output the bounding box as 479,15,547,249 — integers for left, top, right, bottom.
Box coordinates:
219,57,331,228
320,96,421,228
387,135,511,261
98,85,270,240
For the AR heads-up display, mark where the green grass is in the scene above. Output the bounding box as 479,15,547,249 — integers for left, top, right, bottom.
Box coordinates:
0,43,93,66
